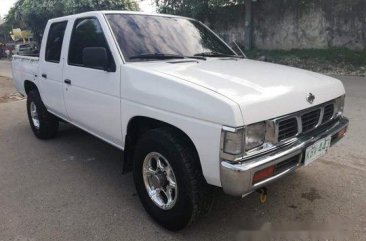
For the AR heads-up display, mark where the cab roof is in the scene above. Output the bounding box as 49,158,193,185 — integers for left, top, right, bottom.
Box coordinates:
49,10,193,23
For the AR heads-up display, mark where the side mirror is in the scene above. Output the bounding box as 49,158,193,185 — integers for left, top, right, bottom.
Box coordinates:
82,47,109,70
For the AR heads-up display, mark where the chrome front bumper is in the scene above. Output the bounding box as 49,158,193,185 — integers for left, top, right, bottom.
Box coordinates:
220,117,349,196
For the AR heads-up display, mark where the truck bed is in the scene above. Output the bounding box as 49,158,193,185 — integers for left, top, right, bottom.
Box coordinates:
11,55,39,96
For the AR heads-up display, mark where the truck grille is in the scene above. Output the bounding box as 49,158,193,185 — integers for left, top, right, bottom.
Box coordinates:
276,100,337,142
278,118,298,141
301,109,321,132
322,104,334,123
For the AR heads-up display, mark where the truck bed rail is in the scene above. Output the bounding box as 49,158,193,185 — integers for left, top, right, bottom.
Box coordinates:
12,55,39,61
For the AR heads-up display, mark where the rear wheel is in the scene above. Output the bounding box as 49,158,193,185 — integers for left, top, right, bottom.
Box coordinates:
133,127,214,230
26,89,59,139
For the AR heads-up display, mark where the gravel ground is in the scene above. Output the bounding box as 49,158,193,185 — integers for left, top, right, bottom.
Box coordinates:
0,62,365,241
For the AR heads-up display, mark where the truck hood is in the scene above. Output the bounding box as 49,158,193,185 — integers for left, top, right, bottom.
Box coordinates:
145,59,345,124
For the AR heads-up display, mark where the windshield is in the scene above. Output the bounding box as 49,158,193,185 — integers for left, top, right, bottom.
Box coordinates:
106,14,236,62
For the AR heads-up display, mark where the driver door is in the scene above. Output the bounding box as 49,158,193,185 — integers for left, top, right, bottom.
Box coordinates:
62,17,122,146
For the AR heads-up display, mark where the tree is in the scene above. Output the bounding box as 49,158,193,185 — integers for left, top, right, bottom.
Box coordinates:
5,0,139,43
155,0,253,49
155,0,245,21
243,0,252,50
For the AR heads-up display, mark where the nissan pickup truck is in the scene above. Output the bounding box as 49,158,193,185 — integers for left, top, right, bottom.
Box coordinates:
12,11,349,230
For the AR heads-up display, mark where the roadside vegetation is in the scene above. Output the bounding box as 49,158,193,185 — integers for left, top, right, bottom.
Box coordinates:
246,48,366,76
2,0,139,43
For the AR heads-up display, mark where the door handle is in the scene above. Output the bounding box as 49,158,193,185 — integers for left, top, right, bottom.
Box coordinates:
41,74,47,78
64,79,71,85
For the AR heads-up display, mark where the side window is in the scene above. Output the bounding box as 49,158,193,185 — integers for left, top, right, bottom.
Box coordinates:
45,21,67,63
68,18,115,70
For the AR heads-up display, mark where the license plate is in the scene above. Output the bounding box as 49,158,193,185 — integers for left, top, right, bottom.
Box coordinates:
304,136,331,166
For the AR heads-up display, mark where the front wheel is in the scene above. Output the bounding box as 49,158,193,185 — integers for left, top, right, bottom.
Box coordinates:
133,127,214,230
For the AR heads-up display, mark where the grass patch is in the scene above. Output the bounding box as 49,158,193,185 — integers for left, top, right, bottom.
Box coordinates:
246,48,366,75
246,48,366,66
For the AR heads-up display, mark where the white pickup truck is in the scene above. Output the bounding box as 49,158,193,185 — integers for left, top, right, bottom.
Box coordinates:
12,11,349,230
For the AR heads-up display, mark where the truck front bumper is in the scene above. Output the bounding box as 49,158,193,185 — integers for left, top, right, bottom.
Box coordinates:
220,117,349,197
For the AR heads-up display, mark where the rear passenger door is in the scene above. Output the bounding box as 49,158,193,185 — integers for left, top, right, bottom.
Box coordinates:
62,17,122,146
39,21,69,119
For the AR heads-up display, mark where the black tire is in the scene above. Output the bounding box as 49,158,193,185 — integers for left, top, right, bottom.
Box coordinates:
26,89,59,139
133,127,214,231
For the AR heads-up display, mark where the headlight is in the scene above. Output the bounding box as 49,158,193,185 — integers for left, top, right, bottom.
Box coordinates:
334,95,345,116
222,128,244,155
245,122,266,151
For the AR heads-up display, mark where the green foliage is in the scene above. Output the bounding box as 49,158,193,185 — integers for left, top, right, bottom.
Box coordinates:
155,0,245,20
5,0,139,42
246,48,366,67
246,48,366,76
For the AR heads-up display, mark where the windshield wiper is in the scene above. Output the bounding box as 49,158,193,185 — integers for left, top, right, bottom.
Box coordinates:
194,51,243,58
129,53,206,61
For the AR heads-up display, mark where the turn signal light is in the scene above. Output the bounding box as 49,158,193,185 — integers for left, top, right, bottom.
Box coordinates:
253,166,275,184
338,127,347,139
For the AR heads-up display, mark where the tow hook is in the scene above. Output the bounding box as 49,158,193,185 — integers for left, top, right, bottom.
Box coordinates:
257,187,268,203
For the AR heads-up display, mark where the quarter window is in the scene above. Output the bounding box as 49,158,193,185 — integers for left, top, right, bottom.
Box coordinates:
68,18,115,70
45,21,67,63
